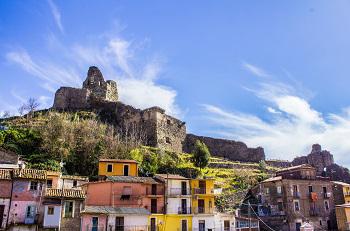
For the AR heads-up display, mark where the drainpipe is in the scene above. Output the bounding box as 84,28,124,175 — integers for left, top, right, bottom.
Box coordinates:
5,173,14,229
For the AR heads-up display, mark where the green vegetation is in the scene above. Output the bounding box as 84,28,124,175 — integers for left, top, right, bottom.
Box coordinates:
191,140,210,170
1,110,281,212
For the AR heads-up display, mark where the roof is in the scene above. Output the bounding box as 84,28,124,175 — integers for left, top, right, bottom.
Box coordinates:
61,175,89,181
12,168,47,180
81,206,150,215
155,174,189,181
276,164,314,173
262,176,282,183
332,181,350,187
0,169,11,180
99,159,138,164
106,176,158,184
46,171,61,177
45,188,85,199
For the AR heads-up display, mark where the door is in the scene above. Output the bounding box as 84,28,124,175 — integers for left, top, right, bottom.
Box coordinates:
92,217,98,231
181,199,187,214
198,199,205,213
0,205,4,228
296,222,301,231
150,218,156,231
123,165,129,176
199,220,205,231
224,220,230,231
116,217,124,231
199,180,206,194
181,181,187,195
181,220,187,231
151,199,157,213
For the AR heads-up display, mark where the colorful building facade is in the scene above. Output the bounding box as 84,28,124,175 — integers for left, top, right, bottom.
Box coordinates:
98,159,138,178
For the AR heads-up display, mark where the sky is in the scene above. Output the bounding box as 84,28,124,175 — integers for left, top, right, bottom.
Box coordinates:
1,0,350,166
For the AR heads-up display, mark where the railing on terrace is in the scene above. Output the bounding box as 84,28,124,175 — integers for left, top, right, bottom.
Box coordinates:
193,207,214,214
169,188,191,196
177,206,192,214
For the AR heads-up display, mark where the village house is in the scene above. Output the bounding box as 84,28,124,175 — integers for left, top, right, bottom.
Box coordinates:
243,164,335,231
335,203,350,231
42,172,88,231
152,174,193,231
98,159,138,178
191,178,216,230
7,168,47,231
0,169,12,230
332,181,350,231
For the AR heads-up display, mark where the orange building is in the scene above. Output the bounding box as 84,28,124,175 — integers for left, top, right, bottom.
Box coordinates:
98,159,138,177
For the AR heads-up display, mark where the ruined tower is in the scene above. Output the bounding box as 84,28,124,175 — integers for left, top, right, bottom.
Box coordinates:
53,66,118,110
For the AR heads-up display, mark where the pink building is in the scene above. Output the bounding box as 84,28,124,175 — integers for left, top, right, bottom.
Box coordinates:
81,176,165,231
0,169,12,230
7,168,47,231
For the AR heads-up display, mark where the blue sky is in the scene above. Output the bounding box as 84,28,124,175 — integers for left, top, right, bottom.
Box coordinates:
1,0,350,166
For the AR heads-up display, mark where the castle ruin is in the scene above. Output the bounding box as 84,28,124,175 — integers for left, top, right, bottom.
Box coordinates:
52,66,265,161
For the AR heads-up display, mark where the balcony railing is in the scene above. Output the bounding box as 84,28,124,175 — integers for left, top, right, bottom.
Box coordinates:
310,208,320,217
146,188,164,196
324,192,331,199
86,225,105,231
193,188,206,194
169,188,191,196
293,192,301,198
193,207,214,214
114,225,149,231
149,207,164,214
177,207,192,214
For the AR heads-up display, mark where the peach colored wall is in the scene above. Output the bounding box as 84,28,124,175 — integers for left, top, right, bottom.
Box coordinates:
85,182,165,213
81,214,107,231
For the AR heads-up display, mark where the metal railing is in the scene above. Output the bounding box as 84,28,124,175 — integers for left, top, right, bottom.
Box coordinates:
146,188,164,196
169,188,191,196
177,206,192,214
324,192,331,199
193,188,206,194
293,192,301,198
86,225,105,231
114,225,149,231
193,207,214,214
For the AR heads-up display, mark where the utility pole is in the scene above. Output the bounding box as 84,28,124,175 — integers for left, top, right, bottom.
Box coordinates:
248,201,251,231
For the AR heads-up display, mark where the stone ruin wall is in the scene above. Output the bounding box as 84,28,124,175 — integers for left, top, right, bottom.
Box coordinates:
53,87,90,110
183,134,265,163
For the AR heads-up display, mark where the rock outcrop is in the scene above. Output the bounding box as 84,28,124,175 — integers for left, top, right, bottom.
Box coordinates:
183,134,265,163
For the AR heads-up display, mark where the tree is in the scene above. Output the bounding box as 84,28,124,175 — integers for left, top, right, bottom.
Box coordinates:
24,98,40,118
192,140,210,170
18,104,26,116
1,111,11,118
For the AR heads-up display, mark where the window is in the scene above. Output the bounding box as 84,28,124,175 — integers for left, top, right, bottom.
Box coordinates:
319,220,322,226
167,119,171,125
48,206,54,215
73,180,77,187
277,186,282,194
107,164,113,173
166,137,171,144
123,165,129,176
324,200,329,211
64,201,74,218
277,201,283,211
30,181,38,191
47,179,53,188
26,206,35,218
308,185,313,193
265,187,269,194
294,200,300,211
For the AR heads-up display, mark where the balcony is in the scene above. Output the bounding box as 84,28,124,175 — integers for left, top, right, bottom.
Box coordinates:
177,207,192,214
309,208,320,217
324,192,331,199
149,206,164,214
115,225,149,231
293,192,301,198
193,188,206,194
193,207,214,214
146,188,164,196
169,188,191,196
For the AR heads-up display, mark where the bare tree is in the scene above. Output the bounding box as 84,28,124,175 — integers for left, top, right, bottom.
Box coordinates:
24,98,40,118
1,111,11,118
18,104,26,116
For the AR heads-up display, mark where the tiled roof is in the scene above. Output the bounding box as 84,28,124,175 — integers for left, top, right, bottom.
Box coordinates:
332,181,350,186
262,176,282,182
61,175,89,181
81,206,150,215
99,159,138,163
106,176,158,184
155,174,189,181
45,188,85,199
276,164,314,173
0,169,11,180
12,168,47,180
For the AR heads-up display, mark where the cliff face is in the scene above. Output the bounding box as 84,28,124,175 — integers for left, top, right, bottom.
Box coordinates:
183,134,265,163
292,144,350,183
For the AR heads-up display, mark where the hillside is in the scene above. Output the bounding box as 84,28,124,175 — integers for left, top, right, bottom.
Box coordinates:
0,110,282,212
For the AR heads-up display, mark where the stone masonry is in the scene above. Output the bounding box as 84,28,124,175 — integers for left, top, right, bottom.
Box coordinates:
52,66,265,161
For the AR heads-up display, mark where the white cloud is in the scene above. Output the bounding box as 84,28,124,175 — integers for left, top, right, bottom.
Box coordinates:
47,0,64,33
242,62,271,78
203,80,350,168
6,34,181,117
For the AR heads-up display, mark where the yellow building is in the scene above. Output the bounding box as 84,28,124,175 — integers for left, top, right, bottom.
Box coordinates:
148,214,192,231
333,181,350,204
336,204,350,231
98,159,138,177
